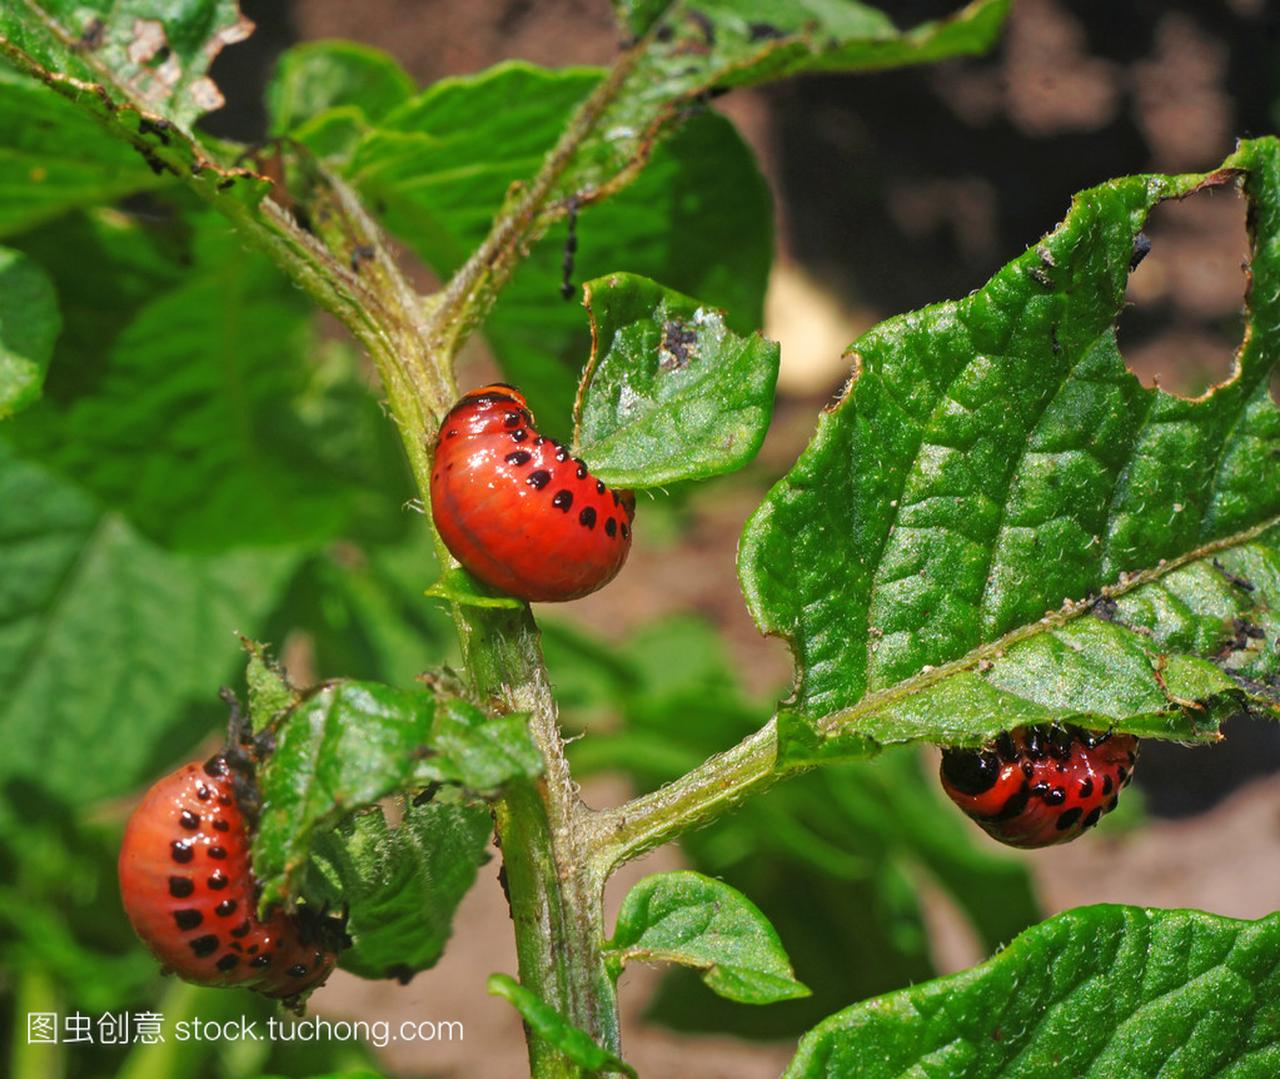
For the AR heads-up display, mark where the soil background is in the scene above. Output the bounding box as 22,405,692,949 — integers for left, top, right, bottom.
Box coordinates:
206,2,1280,1075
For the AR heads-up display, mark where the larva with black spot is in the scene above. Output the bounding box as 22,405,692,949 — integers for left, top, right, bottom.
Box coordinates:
118,756,340,999
430,384,635,602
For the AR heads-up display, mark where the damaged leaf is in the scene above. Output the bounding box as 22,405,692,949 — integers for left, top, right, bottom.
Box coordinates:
573,273,779,488
738,140,1280,767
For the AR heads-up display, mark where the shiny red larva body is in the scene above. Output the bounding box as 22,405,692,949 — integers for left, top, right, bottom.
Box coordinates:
939,725,1139,848
118,757,336,999
430,384,635,602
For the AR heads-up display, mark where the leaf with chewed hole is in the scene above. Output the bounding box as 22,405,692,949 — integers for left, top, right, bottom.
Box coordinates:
607,871,809,1004
0,0,252,128
785,905,1280,1079
739,139,1280,769
487,973,637,1078
573,273,779,488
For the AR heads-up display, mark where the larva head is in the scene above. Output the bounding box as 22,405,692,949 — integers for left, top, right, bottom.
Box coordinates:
940,725,1139,848
118,756,340,1000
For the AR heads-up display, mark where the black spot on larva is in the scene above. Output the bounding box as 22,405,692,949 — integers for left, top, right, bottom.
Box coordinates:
1020,759,1035,779
527,470,551,490
1082,806,1103,829
1116,767,1127,785
217,795,231,807
446,428,458,438
208,871,228,890
1025,728,1046,759
171,841,194,864
288,963,309,978
216,953,240,972
611,490,620,507
503,411,521,427
1044,786,1067,806
605,517,617,537
993,782,1031,821
212,818,229,832
169,876,194,899
596,480,605,495
1107,795,1119,812
313,951,325,969
215,899,237,917
620,522,629,539
230,920,252,939
196,784,212,801
1102,775,1114,796
174,909,203,930
554,442,569,462
534,435,545,446
579,506,597,529
940,748,1000,795
1030,782,1050,797
506,450,532,466
1047,726,1073,760
1078,777,1094,799
208,846,227,860
1055,806,1083,831
510,428,528,442
251,954,271,968
190,935,219,958
994,731,1017,762
574,458,588,479
552,490,573,511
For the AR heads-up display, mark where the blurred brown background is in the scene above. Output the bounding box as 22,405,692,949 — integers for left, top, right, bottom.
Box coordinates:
206,2,1280,1075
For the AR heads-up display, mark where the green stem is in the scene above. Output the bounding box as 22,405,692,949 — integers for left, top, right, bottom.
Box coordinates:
10,966,63,1079
585,719,783,877
462,607,620,1077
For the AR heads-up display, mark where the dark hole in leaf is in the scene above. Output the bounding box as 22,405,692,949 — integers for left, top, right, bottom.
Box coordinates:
1119,186,1249,398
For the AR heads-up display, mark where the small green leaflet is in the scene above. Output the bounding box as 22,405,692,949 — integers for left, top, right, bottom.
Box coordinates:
573,274,779,488
425,567,522,610
785,905,1280,1079
252,679,539,906
305,799,492,982
739,139,1280,767
487,973,637,1078
606,871,809,1005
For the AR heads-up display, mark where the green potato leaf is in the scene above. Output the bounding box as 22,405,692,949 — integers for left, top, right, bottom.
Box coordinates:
573,273,779,488
252,679,538,906
739,139,1280,767
0,442,299,818
786,905,1280,1079
607,870,809,1004
305,799,492,982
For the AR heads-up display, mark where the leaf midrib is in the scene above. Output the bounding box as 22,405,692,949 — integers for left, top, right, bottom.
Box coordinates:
815,511,1280,739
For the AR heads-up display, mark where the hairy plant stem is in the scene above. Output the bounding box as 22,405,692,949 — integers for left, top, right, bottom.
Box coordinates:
587,719,783,876
457,606,619,1076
